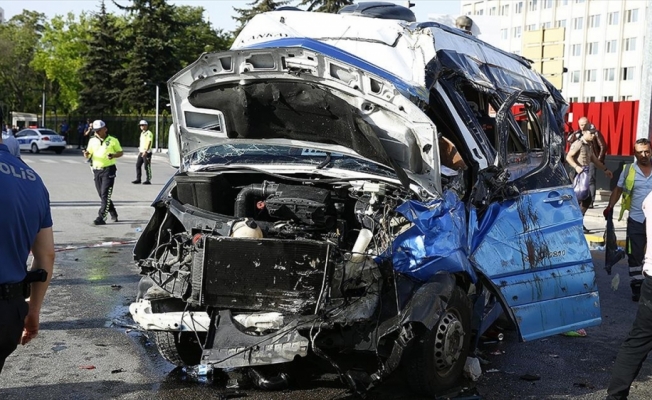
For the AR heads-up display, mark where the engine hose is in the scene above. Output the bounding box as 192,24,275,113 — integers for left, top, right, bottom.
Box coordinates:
234,182,279,217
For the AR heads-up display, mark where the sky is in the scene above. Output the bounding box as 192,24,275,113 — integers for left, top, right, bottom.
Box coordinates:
1,0,462,32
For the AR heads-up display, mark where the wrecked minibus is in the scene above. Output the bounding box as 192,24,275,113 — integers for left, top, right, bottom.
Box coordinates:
129,2,601,397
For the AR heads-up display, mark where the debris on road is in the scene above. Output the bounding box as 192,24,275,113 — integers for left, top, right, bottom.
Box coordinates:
561,329,587,337
80,365,96,370
520,373,541,382
464,357,482,381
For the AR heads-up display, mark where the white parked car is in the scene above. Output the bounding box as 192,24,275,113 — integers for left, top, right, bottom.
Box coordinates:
15,128,67,154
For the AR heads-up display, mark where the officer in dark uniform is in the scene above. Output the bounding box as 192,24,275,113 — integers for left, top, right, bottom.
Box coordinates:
83,120,124,225
0,132,54,373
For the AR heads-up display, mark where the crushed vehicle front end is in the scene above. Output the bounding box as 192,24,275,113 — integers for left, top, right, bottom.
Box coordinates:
130,3,601,397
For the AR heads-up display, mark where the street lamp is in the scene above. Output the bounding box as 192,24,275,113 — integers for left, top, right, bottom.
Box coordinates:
144,81,160,152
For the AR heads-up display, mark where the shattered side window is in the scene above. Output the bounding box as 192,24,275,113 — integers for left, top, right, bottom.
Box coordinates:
500,102,545,181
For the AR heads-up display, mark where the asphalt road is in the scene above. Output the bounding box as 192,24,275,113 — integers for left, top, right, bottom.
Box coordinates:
0,149,648,399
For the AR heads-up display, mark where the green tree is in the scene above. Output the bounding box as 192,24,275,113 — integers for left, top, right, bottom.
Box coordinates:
32,12,93,114
172,5,234,68
78,1,125,115
232,0,289,37
299,0,352,13
114,0,182,114
0,11,47,114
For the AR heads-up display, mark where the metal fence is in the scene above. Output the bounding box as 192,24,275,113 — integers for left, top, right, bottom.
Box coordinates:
45,113,171,149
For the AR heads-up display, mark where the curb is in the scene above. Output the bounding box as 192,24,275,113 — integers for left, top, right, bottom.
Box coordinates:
584,234,626,248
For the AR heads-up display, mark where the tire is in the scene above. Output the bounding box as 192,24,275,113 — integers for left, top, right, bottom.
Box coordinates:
405,286,472,396
152,331,205,366
54,148,64,154
31,143,40,154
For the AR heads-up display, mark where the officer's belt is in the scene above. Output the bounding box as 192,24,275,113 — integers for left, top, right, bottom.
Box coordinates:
0,282,28,300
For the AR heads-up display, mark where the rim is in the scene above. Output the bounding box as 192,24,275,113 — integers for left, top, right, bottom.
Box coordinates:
433,310,465,374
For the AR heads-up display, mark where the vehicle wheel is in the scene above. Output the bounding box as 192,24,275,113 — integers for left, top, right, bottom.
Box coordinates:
31,143,40,154
405,286,472,396
152,331,205,366
54,148,64,154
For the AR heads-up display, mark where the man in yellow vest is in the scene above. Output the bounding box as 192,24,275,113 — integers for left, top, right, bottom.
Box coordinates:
82,120,123,225
604,138,652,302
132,120,153,185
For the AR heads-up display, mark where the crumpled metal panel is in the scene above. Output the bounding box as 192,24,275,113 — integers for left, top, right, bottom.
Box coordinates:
390,190,476,282
469,187,601,340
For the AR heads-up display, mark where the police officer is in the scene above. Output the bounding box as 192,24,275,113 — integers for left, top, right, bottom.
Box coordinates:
83,120,123,225
132,120,153,185
0,133,54,373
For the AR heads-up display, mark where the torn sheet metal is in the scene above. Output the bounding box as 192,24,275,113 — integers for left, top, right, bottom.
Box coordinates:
390,190,476,282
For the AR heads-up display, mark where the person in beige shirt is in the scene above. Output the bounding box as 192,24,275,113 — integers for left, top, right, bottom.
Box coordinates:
566,130,613,230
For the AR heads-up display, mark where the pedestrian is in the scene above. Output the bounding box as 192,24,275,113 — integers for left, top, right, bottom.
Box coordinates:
1,129,20,159
606,189,652,399
76,121,85,149
132,120,153,185
568,117,607,208
0,132,54,374
604,138,652,302
566,129,613,230
82,120,123,225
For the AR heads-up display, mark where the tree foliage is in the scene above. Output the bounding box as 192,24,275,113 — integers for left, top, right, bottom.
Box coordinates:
299,0,353,13
232,0,289,37
78,1,125,115
32,12,93,114
173,6,234,67
0,11,47,114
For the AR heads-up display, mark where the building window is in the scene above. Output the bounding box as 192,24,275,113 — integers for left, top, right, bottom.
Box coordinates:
622,67,636,81
500,4,510,15
574,0,585,3
476,9,484,15
568,97,578,103
620,95,633,101
500,29,508,40
513,49,521,55
586,42,598,55
558,0,569,5
515,1,523,13
585,69,597,82
608,11,619,25
605,40,617,53
573,17,583,30
571,44,582,56
529,0,538,11
543,0,553,8
489,6,497,15
585,96,595,102
588,14,600,28
602,96,614,102
514,26,522,38
603,68,615,81
542,21,552,28
624,37,637,51
571,71,580,83
526,24,538,31
625,9,639,23
556,19,567,28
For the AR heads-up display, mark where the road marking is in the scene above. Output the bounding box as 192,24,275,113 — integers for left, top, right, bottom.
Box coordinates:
40,159,58,163
62,160,80,164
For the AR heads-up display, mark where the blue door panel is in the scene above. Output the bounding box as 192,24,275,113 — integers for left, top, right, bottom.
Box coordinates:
470,186,601,341
512,293,601,341
491,263,597,307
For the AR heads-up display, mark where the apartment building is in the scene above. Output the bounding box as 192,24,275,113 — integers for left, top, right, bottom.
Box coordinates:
459,0,648,102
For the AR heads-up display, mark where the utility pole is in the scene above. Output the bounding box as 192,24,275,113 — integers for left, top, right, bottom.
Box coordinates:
637,4,652,139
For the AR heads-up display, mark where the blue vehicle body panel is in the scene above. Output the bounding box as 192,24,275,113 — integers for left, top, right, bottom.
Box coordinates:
469,187,601,341
242,37,430,104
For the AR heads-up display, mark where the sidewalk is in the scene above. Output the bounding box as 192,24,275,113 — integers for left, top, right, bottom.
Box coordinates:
583,198,626,248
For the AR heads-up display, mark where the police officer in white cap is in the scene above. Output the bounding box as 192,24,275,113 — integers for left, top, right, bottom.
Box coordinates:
82,120,123,225
132,120,153,185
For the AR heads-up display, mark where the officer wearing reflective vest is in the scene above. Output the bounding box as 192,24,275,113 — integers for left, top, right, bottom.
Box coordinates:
605,138,652,302
82,120,123,225
0,133,54,373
